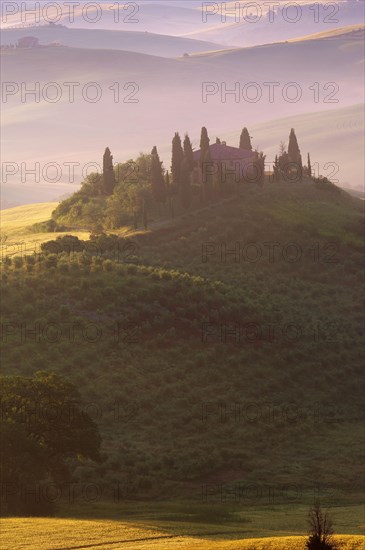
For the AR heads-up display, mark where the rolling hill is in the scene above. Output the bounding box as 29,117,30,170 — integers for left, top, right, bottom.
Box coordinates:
287,24,365,42
1,26,364,207
2,0,363,42
183,0,365,46
0,26,230,58
1,0,364,544
0,2,204,34
1,181,364,511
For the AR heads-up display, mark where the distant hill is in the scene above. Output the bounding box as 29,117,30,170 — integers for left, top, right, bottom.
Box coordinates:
0,181,80,210
2,0,363,41
0,26,230,58
344,188,365,199
1,3,205,34
287,24,365,43
2,28,363,207
183,2,365,46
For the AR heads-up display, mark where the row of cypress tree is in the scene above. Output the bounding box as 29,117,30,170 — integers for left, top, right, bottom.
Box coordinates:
102,126,307,203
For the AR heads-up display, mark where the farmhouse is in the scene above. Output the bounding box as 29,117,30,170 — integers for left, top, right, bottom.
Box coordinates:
17,36,39,48
193,142,255,181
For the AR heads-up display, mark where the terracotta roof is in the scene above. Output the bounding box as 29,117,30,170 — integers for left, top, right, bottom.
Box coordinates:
193,143,253,161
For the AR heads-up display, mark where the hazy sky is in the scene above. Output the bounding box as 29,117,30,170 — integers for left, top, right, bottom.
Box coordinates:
1,0,364,206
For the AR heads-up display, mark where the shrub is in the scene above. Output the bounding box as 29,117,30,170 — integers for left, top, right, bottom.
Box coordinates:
305,503,337,549
30,219,65,233
13,256,23,269
26,256,35,266
45,254,58,268
103,260,113,272
58,262,69,273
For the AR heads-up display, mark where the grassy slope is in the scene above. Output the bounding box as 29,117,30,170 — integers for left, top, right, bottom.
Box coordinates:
0,202,90,252
1,182,364,535
1,202,59,229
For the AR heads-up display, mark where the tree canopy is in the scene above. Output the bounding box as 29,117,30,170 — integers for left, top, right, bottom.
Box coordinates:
0,372,101,515
239,127,252,150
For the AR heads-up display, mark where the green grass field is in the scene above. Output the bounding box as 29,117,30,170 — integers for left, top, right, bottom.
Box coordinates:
1,183,364,546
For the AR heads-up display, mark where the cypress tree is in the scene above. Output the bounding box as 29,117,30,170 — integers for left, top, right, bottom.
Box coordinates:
307,153,312,179
288,128,303,180
279,151,290,180
165,170,170,195
215,137,221,145
200,126,210,155
202,149,213,202
253,150,266,186
239,127,252,150
278,142,289,181
151,146,166,203
103,147,116,195
183,134,194,172
273,155,280,182
171,132,184,190
199,127,211,203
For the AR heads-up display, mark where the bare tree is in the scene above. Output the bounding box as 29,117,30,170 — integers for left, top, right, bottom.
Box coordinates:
306,502,337,549
279,141,286,156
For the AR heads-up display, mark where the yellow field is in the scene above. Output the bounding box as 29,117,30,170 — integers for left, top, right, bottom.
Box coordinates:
0,203,90,257
287,23,365,42
1,518,364,549
1,202,59,235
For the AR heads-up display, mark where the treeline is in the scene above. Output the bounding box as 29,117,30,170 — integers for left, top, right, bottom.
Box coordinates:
273,128,307,182
52,126,312,231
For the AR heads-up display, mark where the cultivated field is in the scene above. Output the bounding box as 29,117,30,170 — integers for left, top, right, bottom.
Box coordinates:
0,202,89,254
1,518,365,550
